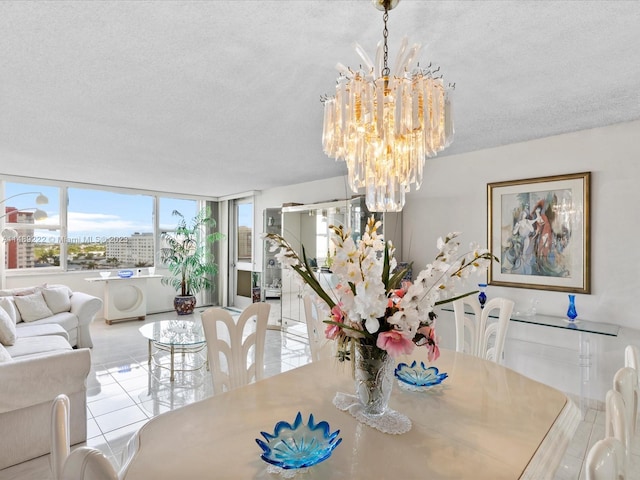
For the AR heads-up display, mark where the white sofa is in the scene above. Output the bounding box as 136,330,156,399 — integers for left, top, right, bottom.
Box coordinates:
0,285,99,469
0,334,91,469
0,285,102,348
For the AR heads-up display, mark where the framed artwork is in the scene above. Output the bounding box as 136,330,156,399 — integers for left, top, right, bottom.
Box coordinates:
487,172,591,293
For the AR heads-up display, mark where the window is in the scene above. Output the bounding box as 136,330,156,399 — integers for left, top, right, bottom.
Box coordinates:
2,183,61,269
237,202,253,262
66,188,154,270
159,198,198,233
1,179,213,273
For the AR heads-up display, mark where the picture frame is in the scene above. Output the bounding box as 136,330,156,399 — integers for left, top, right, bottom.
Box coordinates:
487,172,591,293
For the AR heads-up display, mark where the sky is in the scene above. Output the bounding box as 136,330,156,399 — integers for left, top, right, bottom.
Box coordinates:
3,182,253,241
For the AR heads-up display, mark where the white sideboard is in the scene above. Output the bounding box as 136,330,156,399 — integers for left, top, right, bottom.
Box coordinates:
85,274,163,324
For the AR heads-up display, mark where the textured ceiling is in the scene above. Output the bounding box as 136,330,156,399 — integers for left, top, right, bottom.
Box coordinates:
1,1,639,198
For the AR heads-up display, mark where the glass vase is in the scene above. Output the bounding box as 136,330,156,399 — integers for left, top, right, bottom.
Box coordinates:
478,283,487,309
354,343,394,416
567,294,578,321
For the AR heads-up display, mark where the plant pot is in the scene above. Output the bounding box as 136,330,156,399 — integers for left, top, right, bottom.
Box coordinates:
174,295,196,315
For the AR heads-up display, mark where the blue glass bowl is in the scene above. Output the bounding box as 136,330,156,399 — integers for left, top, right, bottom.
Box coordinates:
394,361,448,390
256,412,342,469
117,269,134,278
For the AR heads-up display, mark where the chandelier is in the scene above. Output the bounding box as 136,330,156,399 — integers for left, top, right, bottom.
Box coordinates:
321,0,454,212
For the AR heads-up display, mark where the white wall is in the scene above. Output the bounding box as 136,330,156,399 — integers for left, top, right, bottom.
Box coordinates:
401,119,640,402
403,119,640,330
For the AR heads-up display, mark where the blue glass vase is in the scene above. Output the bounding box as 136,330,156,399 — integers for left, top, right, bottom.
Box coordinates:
478,283,487,309
567,294,578,321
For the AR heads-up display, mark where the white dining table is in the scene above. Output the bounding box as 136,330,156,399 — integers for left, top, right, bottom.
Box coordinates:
120,348,580,479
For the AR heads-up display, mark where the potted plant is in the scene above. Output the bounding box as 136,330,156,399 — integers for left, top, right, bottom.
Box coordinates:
160,208,223,315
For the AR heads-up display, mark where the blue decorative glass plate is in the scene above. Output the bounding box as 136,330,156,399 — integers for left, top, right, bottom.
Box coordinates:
117,269,134,278
394,361,448,391
256,412,342,470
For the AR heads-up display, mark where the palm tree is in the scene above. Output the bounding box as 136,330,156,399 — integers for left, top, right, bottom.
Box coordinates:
160,208,224,297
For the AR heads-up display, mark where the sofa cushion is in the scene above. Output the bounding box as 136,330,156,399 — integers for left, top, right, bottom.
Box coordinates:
0,344,11,363
41,286,71,314
0,308,17,346
4,335,72,359
0,297,19,324
13,291,53,322
16,311,78,332
16,323,69,341
0,286,39,297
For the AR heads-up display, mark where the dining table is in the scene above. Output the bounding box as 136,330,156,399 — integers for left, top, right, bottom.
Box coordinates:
120,348,580,479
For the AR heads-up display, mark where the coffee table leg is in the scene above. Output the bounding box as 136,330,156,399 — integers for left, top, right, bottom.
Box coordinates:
148,340,152,366
170,345,175,382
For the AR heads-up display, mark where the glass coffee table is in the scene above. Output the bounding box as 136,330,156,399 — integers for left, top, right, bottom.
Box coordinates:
139,320,207,382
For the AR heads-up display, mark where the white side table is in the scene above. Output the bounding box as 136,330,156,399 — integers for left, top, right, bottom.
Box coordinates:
85,274,162,324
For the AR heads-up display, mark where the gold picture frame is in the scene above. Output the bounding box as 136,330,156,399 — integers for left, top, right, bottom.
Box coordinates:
487,172,591,293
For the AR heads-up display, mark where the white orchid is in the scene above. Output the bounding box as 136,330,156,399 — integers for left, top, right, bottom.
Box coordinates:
263,217,496,361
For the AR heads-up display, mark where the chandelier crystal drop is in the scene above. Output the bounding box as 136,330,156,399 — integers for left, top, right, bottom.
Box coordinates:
321,0,454,212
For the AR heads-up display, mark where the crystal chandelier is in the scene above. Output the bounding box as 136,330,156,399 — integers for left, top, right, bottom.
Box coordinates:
322,0,454,212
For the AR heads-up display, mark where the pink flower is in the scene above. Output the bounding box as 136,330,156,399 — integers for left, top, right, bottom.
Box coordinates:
325,305,344,340
427,342,440,362
418,325,440,362
376,330,415,357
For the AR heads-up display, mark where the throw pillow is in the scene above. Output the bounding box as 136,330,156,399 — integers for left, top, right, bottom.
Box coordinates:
0,297,17,324
0,344,12,363
13,291,53,322
42,286,72,314
0,307,17,346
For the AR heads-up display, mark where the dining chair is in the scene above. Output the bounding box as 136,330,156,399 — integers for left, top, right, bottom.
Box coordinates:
50,394,70,480
585,437,626,480
613,366,639,437
201,302,270,394
50,394,119,480
606,389,631,469
60,448,119,480
477,297,514,363
303,295,332,362
625,344,639,383
452,295,482,355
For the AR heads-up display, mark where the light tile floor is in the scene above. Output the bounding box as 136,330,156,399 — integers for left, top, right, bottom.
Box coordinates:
1,307,637,479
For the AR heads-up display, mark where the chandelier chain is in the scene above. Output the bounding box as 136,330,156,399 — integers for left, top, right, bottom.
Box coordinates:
382,9,389,77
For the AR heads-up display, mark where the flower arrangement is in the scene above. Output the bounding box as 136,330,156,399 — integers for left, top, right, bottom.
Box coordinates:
265,217,495,363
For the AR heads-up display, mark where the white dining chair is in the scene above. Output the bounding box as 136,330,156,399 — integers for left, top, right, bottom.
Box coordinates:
201,302,270,394
625,345,640,387
614,366,639,437
51,394,119,480
477,297,514,363
585,436,626,480
51,394,70,480
606,389,631,470
452,295,482,355
303,295,333,362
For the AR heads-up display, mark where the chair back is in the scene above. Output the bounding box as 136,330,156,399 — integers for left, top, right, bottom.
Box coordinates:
61,447,119,480
477,297,514,363
606,389,631,468
303,295,329,362
625,344,640,385
50,394,71,480
585,437,626,480
51,395,119,480
201,303,270,394
452,296,482,355
614,366,639,437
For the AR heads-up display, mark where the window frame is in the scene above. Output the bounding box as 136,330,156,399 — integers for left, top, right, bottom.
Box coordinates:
1,177,214,276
